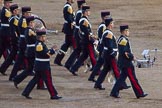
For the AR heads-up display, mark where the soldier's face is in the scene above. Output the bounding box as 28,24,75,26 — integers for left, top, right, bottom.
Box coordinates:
30,21,35,28
14,9,20,15
110,21,114,28
69,0,74,3
42,36,46,42
71,0,75,3
0,0,2,4
87,10,90,16
4,1,11,8
125,29,130,36
39,36,46,42
25,12,31,17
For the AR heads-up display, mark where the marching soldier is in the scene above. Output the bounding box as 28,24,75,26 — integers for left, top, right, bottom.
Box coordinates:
94,18,129,90
0,0,12,75
13,16,44,89
88,10,111,82
70,5,97,76
0,4,20,77
54,0,76,66
110,25,148,98
64,0,86,70
22,30,62,100
9,6,32,80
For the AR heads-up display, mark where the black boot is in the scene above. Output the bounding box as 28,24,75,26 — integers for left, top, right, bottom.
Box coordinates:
54,53,64,66
51,95,62,100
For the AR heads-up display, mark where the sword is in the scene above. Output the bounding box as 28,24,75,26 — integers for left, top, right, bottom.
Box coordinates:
46,40,67,55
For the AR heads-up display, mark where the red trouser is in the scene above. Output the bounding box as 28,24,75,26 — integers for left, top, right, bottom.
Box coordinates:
22,68,58,97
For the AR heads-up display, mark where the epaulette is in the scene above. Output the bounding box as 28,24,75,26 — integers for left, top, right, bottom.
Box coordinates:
29,29,36,36
83,20,89,27
13,18,18,26
36,42,43,51
102,26,106,33
98,24,106,33
118,38,127,46
22,18,27,28
106,32,113,39
68,6,73,14
5,9,11,18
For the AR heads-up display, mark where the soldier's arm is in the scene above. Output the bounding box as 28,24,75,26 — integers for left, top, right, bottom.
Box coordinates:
105,33,117,57
47,45,58,57
13,18,19,37
66,6,75,27
28,29,36,36
36,43,54,58
97,24,106,39
80,20,91,38
75,12,82,25
5,9,11,18
118,38,134,60
47,49,55,57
